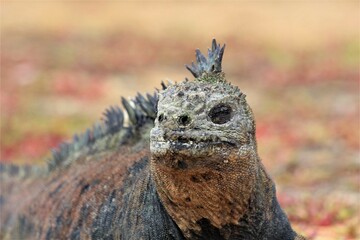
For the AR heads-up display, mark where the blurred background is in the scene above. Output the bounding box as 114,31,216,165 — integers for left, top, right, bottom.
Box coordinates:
1,1,359,239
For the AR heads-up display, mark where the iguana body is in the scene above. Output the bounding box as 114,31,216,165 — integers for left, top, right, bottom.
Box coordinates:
0,40,305,239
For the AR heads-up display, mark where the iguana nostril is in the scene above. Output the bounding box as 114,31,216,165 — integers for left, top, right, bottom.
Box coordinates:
158,113,165,123
178,115,191,126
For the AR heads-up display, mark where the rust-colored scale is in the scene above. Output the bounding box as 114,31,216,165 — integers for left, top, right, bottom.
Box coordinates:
151,152,257,236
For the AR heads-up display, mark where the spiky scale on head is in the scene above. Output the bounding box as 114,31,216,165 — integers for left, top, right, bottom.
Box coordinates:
185,39,226,81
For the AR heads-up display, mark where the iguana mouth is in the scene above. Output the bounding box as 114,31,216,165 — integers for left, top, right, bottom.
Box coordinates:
173,136,237,149
151,134,237,153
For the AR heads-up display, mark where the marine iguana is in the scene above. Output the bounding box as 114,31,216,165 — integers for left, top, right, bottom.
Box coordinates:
0,40,306,239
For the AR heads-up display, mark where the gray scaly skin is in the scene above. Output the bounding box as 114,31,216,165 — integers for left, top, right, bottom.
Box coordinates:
0,40,306,239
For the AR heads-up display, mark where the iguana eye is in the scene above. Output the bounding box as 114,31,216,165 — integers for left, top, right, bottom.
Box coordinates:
208,103,233,124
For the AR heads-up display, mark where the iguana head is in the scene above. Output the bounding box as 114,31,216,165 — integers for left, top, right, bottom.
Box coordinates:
150,40,260,237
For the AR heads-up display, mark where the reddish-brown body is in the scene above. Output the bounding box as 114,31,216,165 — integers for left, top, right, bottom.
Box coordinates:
1,148,149,239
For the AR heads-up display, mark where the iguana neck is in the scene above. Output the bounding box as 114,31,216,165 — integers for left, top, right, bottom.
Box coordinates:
151,154,296,239
150,148,256,238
